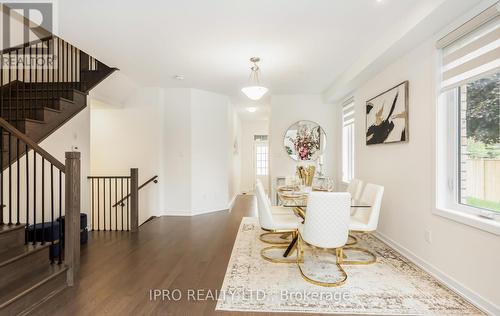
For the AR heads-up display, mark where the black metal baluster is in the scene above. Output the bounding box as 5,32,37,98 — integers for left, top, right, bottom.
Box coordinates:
8,51,11,125
115,178,117,230
109,178,111,230
29,45,32,119
91,178,94,230
97,178,100,231
41,157,45,244
121,178,124,231
50,164,54,263
25,144,29,244
22,46,26,120
72,46,75,90
33,152,36,245
16,50,19,122
35,44,38,116
58,38,61,99
58,170,62,264
127,178,130,231
16,138,19,225
65,42,68,85
103,178,106,231
8,133,12,225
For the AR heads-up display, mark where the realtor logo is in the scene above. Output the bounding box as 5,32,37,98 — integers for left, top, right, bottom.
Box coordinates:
0,2,56,69
1,2,53,50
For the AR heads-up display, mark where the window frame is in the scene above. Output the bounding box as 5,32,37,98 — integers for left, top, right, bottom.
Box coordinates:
341,99,355,184
436,73,500,236
435,4,500,235
254,136,269,176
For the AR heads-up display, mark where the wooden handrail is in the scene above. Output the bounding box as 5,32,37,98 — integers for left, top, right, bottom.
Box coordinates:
0,117,66,171
87,176,131,179
112,175,158,207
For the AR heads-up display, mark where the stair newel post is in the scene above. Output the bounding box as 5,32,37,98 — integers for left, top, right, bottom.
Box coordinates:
130,168,139,232
65,151,81,286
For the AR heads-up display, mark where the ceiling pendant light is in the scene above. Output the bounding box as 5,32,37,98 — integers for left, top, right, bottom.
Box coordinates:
241,57,268,101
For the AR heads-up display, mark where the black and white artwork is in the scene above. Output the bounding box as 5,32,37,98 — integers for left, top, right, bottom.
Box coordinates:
366,81,408,145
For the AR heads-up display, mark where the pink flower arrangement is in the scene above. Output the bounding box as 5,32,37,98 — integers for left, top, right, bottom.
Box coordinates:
287,125,321,161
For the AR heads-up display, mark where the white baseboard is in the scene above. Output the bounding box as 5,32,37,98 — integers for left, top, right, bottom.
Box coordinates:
161,210,192,216
161,208,229,217
227,194,238,212
192,208,228,216
374,231,499,316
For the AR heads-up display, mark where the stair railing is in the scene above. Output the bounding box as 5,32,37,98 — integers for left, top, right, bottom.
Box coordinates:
0,117,81,285
0,35,116,125
87,168,141,232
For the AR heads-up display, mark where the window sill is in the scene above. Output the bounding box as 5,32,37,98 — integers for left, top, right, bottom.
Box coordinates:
434,207,500,236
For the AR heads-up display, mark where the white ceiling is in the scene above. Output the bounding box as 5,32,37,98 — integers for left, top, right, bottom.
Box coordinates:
57,0,483,110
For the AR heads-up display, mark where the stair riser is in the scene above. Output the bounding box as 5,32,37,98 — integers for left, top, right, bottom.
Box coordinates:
0,267,66,316
0,100,64,112
0,226,25,254
1,89,74,98
0,247,49,288
3,107,61,125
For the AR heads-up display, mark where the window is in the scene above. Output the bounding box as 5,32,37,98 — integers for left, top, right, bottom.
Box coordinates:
342,99,355,183
254,135,268,176
458,73,499,214
438,6,500,227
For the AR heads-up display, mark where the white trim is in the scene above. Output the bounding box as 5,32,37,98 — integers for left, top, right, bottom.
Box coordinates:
374,231,500,316
161,210,192,216
192,208,228,216
162,208,229,217
227,194,238,212
434,207,500,236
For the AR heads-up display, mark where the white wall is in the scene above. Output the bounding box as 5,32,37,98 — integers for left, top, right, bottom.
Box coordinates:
90,87,163,225
228,110,242,202
240,119,269,193
41,107,91,222
269,95,337,200
337,38,500,313
92,87,235,218
190,89,230,214
161,89,192,214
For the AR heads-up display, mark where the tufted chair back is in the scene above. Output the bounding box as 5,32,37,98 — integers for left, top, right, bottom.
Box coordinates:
302,192,350,249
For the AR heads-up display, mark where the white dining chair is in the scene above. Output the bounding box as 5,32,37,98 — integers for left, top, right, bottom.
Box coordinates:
256,179,291,215
346,183,384,264
296,192,350,287
255,181,302,259
346,178,364,201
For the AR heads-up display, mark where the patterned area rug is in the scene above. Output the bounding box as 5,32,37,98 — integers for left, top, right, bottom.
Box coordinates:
216,217,483,315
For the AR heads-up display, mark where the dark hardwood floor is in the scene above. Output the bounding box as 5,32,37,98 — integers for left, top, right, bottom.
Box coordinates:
34,195,343,316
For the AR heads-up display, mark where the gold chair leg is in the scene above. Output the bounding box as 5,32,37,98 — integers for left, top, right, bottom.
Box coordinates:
342,246,377,265
259,232,293,245
346,234,358,246
279,232,292,239
296,235,348,287
261,245,298,263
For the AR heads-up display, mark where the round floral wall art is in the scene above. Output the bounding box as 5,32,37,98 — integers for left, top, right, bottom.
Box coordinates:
283,120,326,161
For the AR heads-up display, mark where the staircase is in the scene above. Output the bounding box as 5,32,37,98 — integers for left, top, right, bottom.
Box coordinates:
0,35,116,314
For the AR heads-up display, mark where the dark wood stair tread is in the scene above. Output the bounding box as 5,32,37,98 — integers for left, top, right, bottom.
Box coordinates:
0,243,50,268
1,106,62,114
0,263,67,308
1,96,75,102
4,118,45,124
0,224,25,235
